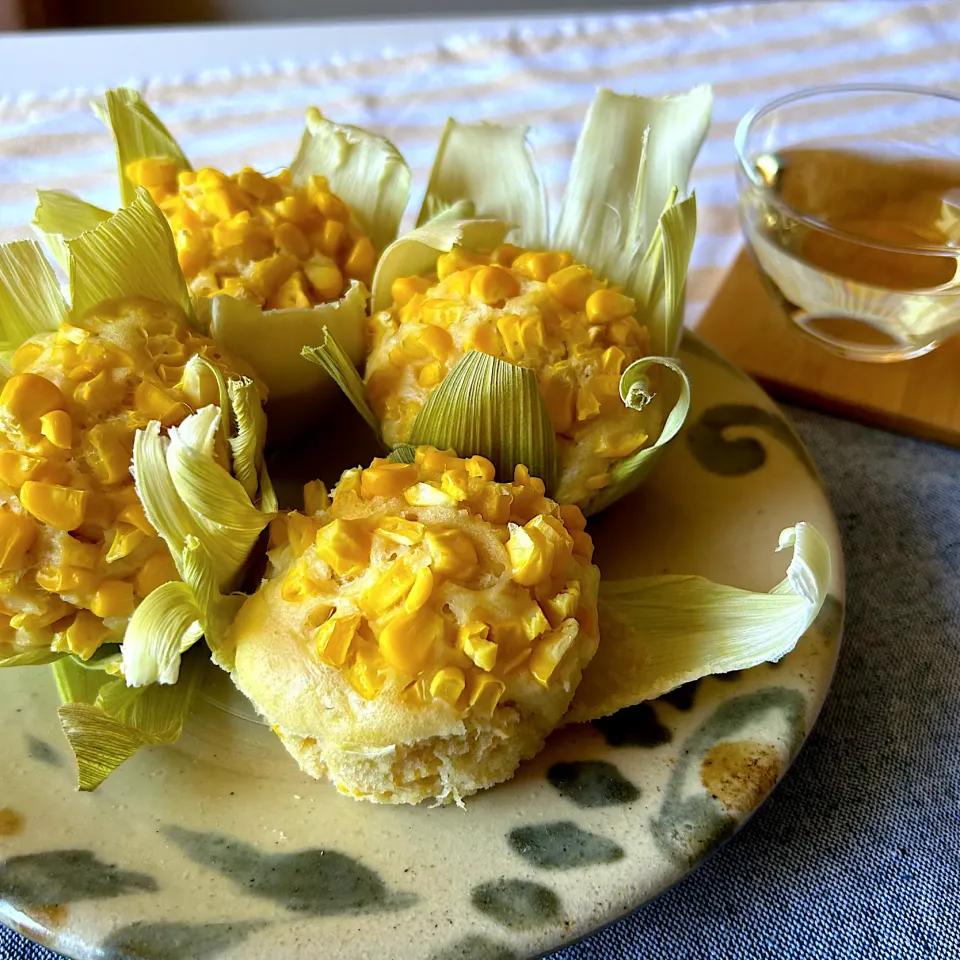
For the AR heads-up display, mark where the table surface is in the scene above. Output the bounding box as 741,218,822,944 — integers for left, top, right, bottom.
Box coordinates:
1,1,959,958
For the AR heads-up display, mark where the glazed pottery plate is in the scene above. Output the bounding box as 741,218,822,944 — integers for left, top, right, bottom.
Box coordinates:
0,334,844,960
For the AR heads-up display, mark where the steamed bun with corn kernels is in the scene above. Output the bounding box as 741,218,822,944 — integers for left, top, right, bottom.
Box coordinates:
229,446,601,804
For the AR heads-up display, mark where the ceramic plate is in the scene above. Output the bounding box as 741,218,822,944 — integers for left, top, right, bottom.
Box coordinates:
0,334,844,960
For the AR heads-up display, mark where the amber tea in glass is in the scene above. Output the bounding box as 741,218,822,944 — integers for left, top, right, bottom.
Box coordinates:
735,85,960,362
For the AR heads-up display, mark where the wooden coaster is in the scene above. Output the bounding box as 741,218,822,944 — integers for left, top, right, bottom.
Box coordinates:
693,248,960,446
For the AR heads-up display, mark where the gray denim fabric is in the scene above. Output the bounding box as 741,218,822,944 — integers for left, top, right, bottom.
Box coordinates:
4,406,959,960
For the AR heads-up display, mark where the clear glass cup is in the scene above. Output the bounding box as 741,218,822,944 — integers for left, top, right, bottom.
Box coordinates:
735,83,960,362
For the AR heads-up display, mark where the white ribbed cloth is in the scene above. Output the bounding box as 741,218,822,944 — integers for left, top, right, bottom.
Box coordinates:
1,0,958,332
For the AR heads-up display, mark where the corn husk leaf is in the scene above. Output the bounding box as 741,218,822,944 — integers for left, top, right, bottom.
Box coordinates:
554,86,711,355
32,190,112,270
301,326,383,439
291,108,411,253
210,281,366,403
127,398,274,684
585,356,692,515
371,217,510,312
388,443,417,464
0,646,68,668
0,240,68,362
567,523,831,723
227,377,268,500
94,87,192,207
418,119,547,248
54,651,204,791
67,188,195,327
408,350,557,490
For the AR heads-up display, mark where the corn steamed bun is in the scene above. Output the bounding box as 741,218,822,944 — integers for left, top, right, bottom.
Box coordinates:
364,246,656,508
230,445,601,804
0,297,263,664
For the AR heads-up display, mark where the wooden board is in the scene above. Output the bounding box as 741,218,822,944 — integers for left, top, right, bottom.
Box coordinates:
693,248,960,446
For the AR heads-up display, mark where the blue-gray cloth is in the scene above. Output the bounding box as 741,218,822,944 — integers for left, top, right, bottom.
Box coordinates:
3,406,959,959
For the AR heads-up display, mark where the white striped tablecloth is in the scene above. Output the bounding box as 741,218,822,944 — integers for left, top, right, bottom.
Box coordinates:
1,0,958,335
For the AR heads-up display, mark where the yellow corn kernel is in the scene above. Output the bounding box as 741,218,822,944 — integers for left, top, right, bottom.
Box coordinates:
491,243,524,266
547,264,595,311
571,529,594,562
36,564,96,595
596,428,647,459
391,275,433,307
273,221,310,260
465,455,496,482
522,603,551,642
530,618,580,685
0,512,36,570
211,210,252,250
511,250,572,282
471,264,521,304
542,580,581,628
527,514,574,575
314,518,371,577
0,450,42,488
268,271,311,310
344,237,376,281
608,318,638,346
599,345,627,376
378,606,443,675
82,421,133,484
303,480,330,516
316,218,346,258
586,289,636,324
415,297,461,328
134,381,192,427
247,254,298,300
285,513,322,557
360,463,417,499
58,535,99,570
39,410,73,449
442,266,481,298
52,610,110,661
425,527,478,581
440,468,470,502
430,666,466,707
117,502,154,535
105,523,146,563
126,157,177,190
315,613,361,667
418,361,444,388
466,322,498,356
135,550,179,597
458,621,497,672
513,464,546,494
376,516,425,546
474,484,512,525
416,446,456,474
558,504,586,532
237,168,282,202
189,269,220,297
197,167,229,190
404,482,456,507
0,373,66,426
468,673,506,715
12,340,45,372
20,481,87,531
346,647,387,700
585,473,609,490
437,249,485,281
203,186,244,222
576,385,601,421
420,325,454,361
506,520,552,586
304,262,344,302
403,566,434,614
89,579,135,619
73,370,124,411
364,560,416,616
312,188,348,221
